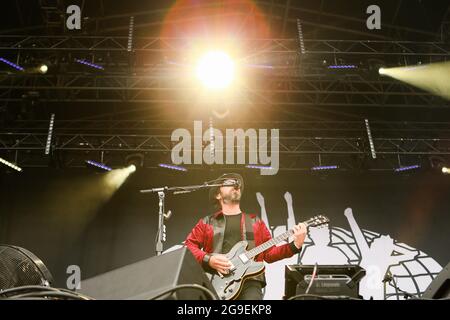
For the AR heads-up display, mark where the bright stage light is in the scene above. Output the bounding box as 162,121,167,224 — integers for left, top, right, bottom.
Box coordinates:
105,165,136,190
39,64,48,74
442,167,449,174
0,157,22,172
196,51,235,89
377,61,450,100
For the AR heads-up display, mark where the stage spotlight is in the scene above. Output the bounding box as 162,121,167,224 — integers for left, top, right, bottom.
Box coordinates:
104,165,136,190
39,64,48,74
196,51,235,89
429,155,448,174
378,61,450,100
125,153,144,169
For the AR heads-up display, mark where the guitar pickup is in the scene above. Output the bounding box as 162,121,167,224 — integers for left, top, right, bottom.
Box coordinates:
238,254,249,263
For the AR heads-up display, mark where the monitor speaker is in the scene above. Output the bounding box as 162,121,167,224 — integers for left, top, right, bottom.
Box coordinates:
284,265,366,300
78,247,217,300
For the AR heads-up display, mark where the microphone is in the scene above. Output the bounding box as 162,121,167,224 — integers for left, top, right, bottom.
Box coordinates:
382,273,393,283
382,271,416,299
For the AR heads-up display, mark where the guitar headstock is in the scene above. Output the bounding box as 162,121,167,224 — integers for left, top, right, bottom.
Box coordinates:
304,215,329,228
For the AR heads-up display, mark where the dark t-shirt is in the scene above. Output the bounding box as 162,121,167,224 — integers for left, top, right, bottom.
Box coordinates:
221,213,242,254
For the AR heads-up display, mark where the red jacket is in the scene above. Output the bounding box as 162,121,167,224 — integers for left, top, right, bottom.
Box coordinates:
185,211,300,268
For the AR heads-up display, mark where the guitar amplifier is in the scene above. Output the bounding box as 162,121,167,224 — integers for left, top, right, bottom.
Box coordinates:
284,265,366,300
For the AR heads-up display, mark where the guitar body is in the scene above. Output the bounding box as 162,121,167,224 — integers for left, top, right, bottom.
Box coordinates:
208,215,329,300
210,241,265,300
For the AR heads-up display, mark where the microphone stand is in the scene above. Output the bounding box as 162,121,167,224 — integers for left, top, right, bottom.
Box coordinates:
140,180,232,256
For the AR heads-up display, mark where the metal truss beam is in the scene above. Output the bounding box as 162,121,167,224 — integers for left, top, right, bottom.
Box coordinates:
0,135,448,172
3,120,450,137
2,120,449,171
0,36,448,109
0,72,448,108
1,132,449,155
0,36,449,58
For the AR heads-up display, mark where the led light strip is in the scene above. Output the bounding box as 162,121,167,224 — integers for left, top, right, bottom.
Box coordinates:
85,160,112,171
311,165,339,171
158,163,187,172
75,59,104,70
45,113,55,155
0,57,24,71
0,157,22,172
365,119,377,159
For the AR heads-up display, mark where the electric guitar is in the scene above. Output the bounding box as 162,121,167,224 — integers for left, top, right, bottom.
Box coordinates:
210,215,329,300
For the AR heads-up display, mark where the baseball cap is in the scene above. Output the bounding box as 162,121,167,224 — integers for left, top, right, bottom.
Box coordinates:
208,173,244,205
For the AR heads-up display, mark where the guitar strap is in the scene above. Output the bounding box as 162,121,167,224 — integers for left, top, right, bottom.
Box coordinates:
242,213,266,285
242,213,255,250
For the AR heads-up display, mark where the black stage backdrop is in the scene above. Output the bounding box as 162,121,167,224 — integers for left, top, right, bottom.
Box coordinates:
0,168,449,289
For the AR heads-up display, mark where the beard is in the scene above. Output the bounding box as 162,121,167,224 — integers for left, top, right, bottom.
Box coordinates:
221,189,241,204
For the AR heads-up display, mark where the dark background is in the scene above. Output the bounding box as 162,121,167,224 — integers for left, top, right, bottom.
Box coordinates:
1,168,449,287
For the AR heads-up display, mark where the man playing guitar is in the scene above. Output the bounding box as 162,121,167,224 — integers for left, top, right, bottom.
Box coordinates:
185,173,307,300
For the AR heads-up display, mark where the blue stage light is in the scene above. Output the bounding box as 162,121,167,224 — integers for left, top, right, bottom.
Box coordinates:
86,160,112,171
0,57,24,71
158,163,187,171
311,165,339,171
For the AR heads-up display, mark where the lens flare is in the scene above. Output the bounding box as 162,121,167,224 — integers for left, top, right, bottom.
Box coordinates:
196,51,235,89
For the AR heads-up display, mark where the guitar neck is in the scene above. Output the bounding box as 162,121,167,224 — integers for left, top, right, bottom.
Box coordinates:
246,228,295,260
244,215,328,260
